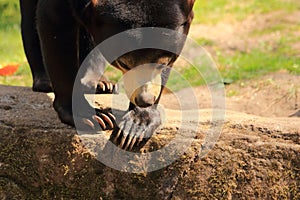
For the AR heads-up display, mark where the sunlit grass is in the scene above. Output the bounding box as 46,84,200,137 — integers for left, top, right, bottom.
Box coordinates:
0,27,25,63
0,26,32,87
0,0,32,86
193,0,300,24
218,49,300,81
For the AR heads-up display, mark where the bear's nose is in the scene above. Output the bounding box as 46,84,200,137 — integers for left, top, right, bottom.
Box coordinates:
135,92,156,108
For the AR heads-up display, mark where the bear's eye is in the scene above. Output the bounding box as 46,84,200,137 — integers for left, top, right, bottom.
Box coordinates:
118,60,130,70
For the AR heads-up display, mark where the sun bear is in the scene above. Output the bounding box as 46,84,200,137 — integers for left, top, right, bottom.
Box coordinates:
20,0,195,150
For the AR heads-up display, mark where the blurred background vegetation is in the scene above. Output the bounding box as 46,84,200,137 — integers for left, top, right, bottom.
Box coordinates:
0,0,31,86
0,0,299,89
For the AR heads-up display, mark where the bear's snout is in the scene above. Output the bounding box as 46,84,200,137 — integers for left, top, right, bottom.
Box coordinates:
135,91,156,108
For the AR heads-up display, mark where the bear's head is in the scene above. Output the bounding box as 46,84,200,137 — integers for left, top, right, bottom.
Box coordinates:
84,0,195,108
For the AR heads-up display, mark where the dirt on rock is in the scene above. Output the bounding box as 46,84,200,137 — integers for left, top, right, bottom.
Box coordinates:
0,80,299,199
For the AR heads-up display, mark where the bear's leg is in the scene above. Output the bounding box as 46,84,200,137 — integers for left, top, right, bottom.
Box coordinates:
36,6,78,125
20,0,52,92
36,1,115,130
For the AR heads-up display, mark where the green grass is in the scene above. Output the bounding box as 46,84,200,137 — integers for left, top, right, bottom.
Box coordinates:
0,0,33,86
166,47,300,91
190,0,300,90
196,38,215,46
0,27,25,63
167,67,206,91
193,0,300,24
0,0,20,28
218,49,300,81
0,25,32,86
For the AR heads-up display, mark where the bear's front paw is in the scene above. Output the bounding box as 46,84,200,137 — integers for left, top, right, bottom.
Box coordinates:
111,107,162,151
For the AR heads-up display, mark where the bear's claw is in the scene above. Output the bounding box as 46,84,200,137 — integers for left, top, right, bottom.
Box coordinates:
110,107,161,151
82,118,95,129
75,108,116,131
96,81,118,94
92,115,107,130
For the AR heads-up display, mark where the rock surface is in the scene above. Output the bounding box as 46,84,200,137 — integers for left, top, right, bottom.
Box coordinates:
0,85,299,199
